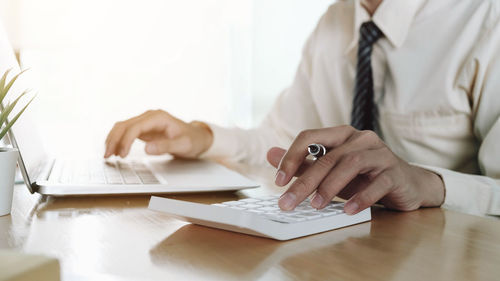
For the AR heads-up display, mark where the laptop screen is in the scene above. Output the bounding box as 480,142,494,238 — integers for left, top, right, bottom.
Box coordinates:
0,26,46,193
8,102,47,193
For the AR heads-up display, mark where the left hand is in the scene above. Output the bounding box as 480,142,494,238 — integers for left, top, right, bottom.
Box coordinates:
266,126,445,215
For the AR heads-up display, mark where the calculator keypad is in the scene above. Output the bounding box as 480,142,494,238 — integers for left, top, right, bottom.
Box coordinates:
212,195,345,223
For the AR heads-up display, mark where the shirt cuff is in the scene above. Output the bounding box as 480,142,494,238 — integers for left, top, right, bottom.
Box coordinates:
199,123,238,160
411,163,500,216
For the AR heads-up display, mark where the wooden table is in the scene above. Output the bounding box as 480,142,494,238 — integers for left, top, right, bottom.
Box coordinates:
1,163,499,281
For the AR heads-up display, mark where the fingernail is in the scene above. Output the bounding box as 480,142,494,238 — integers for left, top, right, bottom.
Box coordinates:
146,144,157,154
275,170,286,186
311,193,324,209
344,201,359,215
278,193,296,210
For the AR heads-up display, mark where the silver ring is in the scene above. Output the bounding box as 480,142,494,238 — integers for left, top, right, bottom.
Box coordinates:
307,143,326,158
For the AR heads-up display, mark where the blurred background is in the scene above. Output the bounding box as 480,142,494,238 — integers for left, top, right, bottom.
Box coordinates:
0,0,332,155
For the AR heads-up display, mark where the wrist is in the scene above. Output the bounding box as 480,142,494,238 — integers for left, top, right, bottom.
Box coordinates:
190,121,214,155
416,167,445,207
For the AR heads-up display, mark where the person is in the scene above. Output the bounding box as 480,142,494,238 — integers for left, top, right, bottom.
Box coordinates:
104,0,500,217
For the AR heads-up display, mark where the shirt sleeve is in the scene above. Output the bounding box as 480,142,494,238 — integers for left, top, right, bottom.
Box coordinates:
200,15,324,166
414,163,500,216
416,10,500,216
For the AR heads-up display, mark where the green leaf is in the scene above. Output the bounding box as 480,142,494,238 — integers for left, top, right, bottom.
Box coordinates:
0,101,12,126
0,90,29,127
0,69,27,105
0,68,13,105
0,96,34,141
0,68,12,89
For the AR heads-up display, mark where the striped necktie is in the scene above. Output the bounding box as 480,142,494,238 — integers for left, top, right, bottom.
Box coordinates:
351,21,384,131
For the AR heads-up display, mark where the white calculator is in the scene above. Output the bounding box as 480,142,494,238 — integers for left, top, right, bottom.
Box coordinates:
148,195,371,240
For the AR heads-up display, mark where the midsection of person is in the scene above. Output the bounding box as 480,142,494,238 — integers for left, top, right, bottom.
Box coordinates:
308,0,486,173
104,0,500,217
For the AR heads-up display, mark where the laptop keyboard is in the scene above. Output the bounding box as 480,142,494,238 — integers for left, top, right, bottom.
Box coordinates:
52,160,160,185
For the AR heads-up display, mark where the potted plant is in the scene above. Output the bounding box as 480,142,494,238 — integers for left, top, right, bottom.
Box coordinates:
0,69,33,216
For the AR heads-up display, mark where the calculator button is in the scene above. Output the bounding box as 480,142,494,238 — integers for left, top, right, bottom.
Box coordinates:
256,201,275,206
240,204,261,209
287,215,307,222
260,195,280,200
279,211,300,216
223,201,245,206
295,205,316,211
240,198,261,203
262,214,294,223
320,211,339,217
257,206,280,212
327,205,344,211
297,213,322,220
248,209,265,213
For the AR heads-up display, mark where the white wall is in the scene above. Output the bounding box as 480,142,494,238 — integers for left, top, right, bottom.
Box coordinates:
251,0,332,124
0,0,333,155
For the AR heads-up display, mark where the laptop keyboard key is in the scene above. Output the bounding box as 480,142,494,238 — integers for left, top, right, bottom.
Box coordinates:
58,159,160,185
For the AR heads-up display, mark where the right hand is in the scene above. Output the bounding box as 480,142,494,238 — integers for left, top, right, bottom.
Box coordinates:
104,110,213,159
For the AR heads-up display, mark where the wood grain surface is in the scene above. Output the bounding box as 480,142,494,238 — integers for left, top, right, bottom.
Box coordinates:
1,162,499,281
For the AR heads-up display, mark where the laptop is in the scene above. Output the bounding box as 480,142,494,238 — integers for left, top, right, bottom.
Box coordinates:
8,111,259,196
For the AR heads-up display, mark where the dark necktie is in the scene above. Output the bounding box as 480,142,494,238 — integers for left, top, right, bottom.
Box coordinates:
351,21,384,131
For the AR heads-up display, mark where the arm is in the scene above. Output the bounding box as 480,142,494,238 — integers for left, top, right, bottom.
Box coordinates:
267,10,500,216
416,100,500,217
267,126,445,214
105,12,326,166
418,19,500,216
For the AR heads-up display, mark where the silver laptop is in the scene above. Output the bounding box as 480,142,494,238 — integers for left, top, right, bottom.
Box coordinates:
8,112,259,196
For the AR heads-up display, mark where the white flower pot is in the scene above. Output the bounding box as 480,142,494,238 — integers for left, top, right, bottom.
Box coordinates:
0,148,18,216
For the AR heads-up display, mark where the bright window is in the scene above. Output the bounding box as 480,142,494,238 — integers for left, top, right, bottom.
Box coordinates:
0,0,332,154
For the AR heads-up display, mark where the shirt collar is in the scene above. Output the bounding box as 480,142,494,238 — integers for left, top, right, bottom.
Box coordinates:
345,0,426,54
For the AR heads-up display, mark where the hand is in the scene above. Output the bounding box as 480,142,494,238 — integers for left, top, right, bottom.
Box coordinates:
266,126,445,214
104,110,213,159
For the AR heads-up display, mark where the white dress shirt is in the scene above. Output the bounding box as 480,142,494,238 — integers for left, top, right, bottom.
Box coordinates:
202,0,500,216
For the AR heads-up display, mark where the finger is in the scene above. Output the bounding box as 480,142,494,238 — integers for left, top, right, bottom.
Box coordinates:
117,112,174,157
104,122,128,158
278,152,340,210
278,136,388,211
276,126,357,186
336,175,371,200
266,147,286,168
105,111,151,146
138,131,166,142
267,147,314,178
312,148,395,209
104,112,150,157
145,136,190,155
116,110,176,157
344,171,396,215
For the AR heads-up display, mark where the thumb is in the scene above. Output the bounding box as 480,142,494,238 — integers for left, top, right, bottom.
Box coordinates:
145,136,191,156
